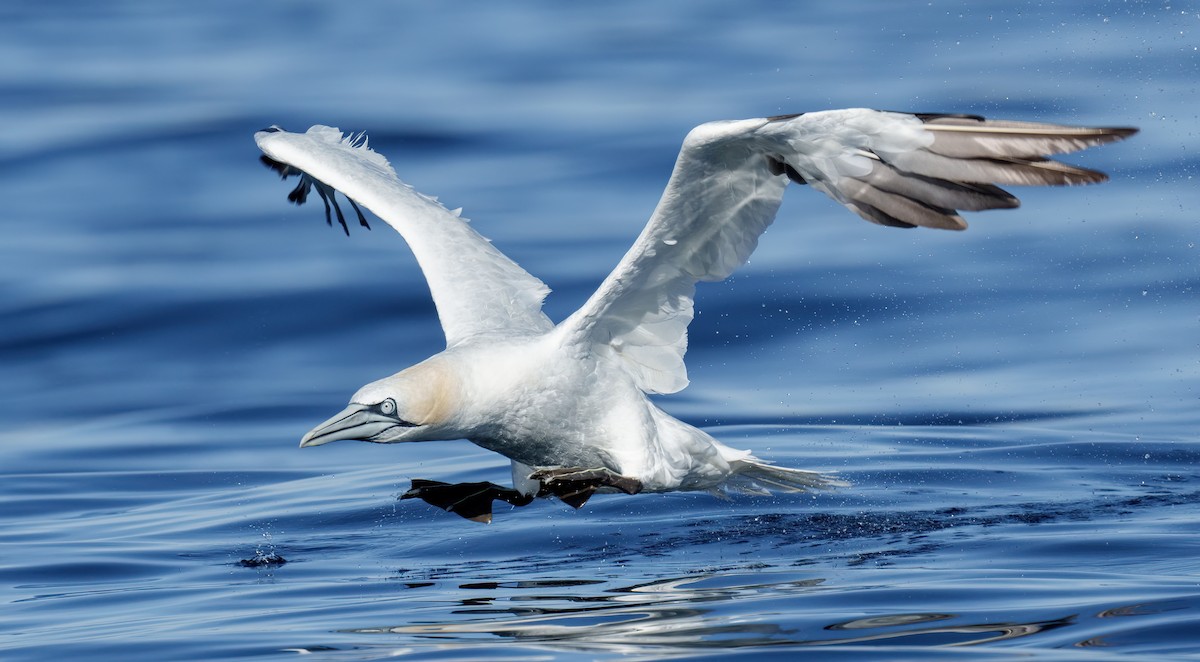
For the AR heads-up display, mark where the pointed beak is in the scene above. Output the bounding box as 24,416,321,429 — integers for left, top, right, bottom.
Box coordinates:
299,404,399,447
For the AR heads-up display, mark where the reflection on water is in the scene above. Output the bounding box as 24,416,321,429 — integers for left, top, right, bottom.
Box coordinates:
821,616,1075,648
340,571,1126,652
355,573,823,650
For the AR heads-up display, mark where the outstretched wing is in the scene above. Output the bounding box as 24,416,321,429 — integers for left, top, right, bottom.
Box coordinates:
558,109,1136,395
770,109,1138,230
256,126,552,346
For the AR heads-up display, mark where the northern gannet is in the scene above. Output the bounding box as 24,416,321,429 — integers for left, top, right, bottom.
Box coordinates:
255,109,1135,521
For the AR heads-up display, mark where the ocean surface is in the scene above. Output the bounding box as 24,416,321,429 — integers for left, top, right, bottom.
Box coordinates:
2,2,1198,659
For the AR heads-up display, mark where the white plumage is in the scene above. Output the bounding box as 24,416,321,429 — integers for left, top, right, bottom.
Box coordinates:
255,109,1134,518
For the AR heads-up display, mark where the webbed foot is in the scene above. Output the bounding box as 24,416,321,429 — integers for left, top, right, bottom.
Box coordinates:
400,479,534,523
529,467,643,508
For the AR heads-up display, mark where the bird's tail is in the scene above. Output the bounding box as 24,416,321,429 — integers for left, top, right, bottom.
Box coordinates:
724,457,849,495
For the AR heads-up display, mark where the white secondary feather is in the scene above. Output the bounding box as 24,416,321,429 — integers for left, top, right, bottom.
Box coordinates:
255,109,1134,505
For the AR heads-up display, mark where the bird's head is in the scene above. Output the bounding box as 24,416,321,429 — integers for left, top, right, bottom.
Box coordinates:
299,358,461,447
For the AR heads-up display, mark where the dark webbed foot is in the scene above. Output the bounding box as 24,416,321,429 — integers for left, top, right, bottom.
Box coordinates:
400,470,642,522
529,467,643,508
400,479,534,523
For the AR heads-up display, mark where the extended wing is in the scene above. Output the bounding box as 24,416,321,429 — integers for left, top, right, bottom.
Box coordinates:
558,109,1136,395
256,126,552,346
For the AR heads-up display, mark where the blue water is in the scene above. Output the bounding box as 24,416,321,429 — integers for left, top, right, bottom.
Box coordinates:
2,2,1198,659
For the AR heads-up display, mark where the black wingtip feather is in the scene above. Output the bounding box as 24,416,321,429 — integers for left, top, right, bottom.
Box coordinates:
260,153,370,235
325,185,351,235
766,156,808,185
286,176,311,205
259,154,294,177
348,198,371,230
1105,127,1140,140
310,181,335,228
911,112,988,122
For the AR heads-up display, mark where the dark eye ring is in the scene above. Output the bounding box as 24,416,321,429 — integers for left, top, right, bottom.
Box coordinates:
379,398,396,416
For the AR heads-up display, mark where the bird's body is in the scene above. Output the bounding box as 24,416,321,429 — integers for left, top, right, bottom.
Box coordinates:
255,109,1134,515
322,311,792,495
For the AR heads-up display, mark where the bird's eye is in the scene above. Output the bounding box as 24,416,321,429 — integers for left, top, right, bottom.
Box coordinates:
379,398,397,416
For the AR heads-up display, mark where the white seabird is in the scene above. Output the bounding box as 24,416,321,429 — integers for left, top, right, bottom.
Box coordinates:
255,109,1135,519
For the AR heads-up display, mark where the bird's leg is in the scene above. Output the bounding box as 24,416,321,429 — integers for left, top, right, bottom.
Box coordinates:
529,467,643,509
400,479,534,523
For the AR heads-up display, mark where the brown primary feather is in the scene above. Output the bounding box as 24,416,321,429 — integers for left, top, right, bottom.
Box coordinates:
861,161,1020,212
839,177,967,230
920,116,1137,159
832,114,1136,230
886,149,1111,186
